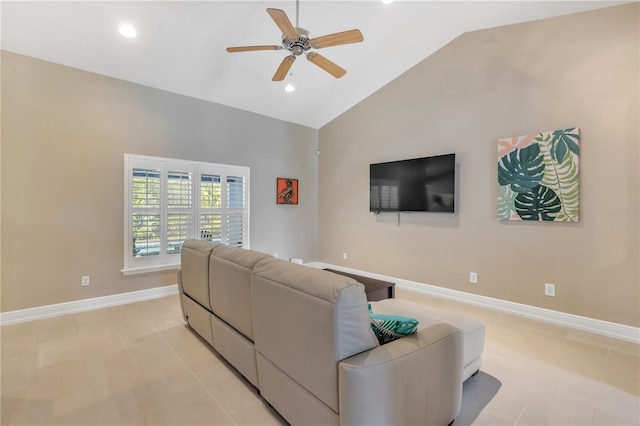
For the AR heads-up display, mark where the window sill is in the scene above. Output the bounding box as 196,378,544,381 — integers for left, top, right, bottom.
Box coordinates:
121,264,180,276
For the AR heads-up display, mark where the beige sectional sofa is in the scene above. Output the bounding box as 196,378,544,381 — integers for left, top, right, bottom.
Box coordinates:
177,239,483,425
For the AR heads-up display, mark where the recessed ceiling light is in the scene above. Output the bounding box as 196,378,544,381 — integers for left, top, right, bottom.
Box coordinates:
284,83,296,93
119,24,137,38
381,0,394,4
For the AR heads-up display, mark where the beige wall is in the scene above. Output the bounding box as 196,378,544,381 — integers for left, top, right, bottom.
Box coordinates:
319,4,639,327
1,51,318,312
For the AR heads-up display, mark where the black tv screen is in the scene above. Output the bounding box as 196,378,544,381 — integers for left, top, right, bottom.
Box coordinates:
370,153,455,213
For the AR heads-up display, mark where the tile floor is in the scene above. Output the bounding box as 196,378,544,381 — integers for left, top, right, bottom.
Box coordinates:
1,289,638,425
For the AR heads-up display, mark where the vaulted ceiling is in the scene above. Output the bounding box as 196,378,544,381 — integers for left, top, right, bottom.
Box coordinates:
1,1,628,128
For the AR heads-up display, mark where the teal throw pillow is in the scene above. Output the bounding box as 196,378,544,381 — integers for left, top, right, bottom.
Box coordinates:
369,304,419,344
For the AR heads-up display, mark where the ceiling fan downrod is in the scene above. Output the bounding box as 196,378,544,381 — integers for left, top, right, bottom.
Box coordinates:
287,0,310,56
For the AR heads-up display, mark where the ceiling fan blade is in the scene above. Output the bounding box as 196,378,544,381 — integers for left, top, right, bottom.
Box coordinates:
306,52,346,78
273,55,296,81
310,29,364,49
227,45,282,53
267,8,298,40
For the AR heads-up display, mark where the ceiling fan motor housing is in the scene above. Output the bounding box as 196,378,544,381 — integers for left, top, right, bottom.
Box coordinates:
283,28,312,56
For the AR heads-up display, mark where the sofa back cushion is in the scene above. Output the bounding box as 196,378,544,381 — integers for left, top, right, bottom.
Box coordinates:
180,239,218,310
209,245,272,341
251,260,379,413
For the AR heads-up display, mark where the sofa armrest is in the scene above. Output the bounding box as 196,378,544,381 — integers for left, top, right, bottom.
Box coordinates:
338,322,463,426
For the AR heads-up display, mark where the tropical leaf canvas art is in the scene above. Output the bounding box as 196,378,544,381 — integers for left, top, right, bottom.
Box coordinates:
498,128,580,222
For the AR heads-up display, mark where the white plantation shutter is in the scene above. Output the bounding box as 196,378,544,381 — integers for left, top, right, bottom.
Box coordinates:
132,213,161,256
167,213,192,252
200,213,222,242
198,167,250,248
167,171,193,255
131,167,161,257
124,155,249,273
200,173,222,243
227,176,245,208
226,213,245,247
226,175,247,247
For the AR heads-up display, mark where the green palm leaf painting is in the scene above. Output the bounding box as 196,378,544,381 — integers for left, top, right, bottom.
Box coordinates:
498,185,518,220
515,185,562,221
549,127,580,163
538,133,580,221
498,143,545,193
497,128,580,222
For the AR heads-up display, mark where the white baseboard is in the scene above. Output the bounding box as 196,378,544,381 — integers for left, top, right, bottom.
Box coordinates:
307,262,640,344
0,285,179,326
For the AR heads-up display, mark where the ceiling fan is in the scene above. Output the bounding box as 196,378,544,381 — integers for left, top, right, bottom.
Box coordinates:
226,1,364,81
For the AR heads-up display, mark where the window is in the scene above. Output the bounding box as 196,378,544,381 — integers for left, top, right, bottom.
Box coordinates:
123,154,249,274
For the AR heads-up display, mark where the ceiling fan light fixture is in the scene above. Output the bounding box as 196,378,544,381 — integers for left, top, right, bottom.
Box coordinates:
381,0,395,5
226,7,363,81
119,24,137,38
284,82,296,92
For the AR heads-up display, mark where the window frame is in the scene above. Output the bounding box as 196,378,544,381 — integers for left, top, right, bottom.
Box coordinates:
122,153,250,275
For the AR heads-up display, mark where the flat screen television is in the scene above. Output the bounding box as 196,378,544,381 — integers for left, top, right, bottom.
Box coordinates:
370,153,456,213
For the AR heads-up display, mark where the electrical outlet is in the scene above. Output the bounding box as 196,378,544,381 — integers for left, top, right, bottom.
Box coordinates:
469,272,478,284
343,252,348,260
81,276,90,286
545,283,556,297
